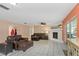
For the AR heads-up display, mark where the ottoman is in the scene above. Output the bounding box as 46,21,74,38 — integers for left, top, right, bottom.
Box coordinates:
16,40,33,51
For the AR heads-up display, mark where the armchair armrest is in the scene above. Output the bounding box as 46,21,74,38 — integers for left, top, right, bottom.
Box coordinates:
0,41,13,55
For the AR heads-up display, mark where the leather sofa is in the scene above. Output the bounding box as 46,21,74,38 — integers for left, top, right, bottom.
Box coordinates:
7,35,33,51
31,34,40,41
31,33,48,41
0,35,33,55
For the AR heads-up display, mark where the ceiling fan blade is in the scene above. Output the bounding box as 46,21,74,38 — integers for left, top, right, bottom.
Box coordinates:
0,4,9,10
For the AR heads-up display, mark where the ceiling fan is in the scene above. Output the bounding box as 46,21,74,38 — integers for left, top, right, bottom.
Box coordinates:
0,4,9,10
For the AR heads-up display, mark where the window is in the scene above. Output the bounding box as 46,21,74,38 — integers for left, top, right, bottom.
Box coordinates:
66,17,77,40
70,17,77,39
66,23,71,38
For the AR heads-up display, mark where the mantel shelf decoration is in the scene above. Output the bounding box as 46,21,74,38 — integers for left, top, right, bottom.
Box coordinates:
40,22,46,25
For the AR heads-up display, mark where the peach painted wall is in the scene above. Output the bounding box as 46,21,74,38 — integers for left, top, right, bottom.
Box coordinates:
0,20,32,43
34,25,50,34
62,4,79,43
0,20,50,43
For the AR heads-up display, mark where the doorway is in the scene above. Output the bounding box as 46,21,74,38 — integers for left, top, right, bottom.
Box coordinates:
53,32,58,39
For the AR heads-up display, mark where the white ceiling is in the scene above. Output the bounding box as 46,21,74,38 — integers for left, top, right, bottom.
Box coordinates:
0,3,76,26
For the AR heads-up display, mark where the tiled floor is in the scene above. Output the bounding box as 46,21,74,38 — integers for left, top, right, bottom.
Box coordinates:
0,39,67,56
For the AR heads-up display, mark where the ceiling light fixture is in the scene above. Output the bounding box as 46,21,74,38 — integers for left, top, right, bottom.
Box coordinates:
10,3,17,6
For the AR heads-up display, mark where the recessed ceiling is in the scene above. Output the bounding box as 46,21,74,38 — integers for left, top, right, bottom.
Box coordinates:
0,3,76,26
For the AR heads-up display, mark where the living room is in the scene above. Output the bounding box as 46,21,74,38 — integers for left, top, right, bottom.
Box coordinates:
0,2,78,56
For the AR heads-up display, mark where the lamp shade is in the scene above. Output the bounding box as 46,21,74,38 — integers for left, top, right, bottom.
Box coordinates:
9,25,16,36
